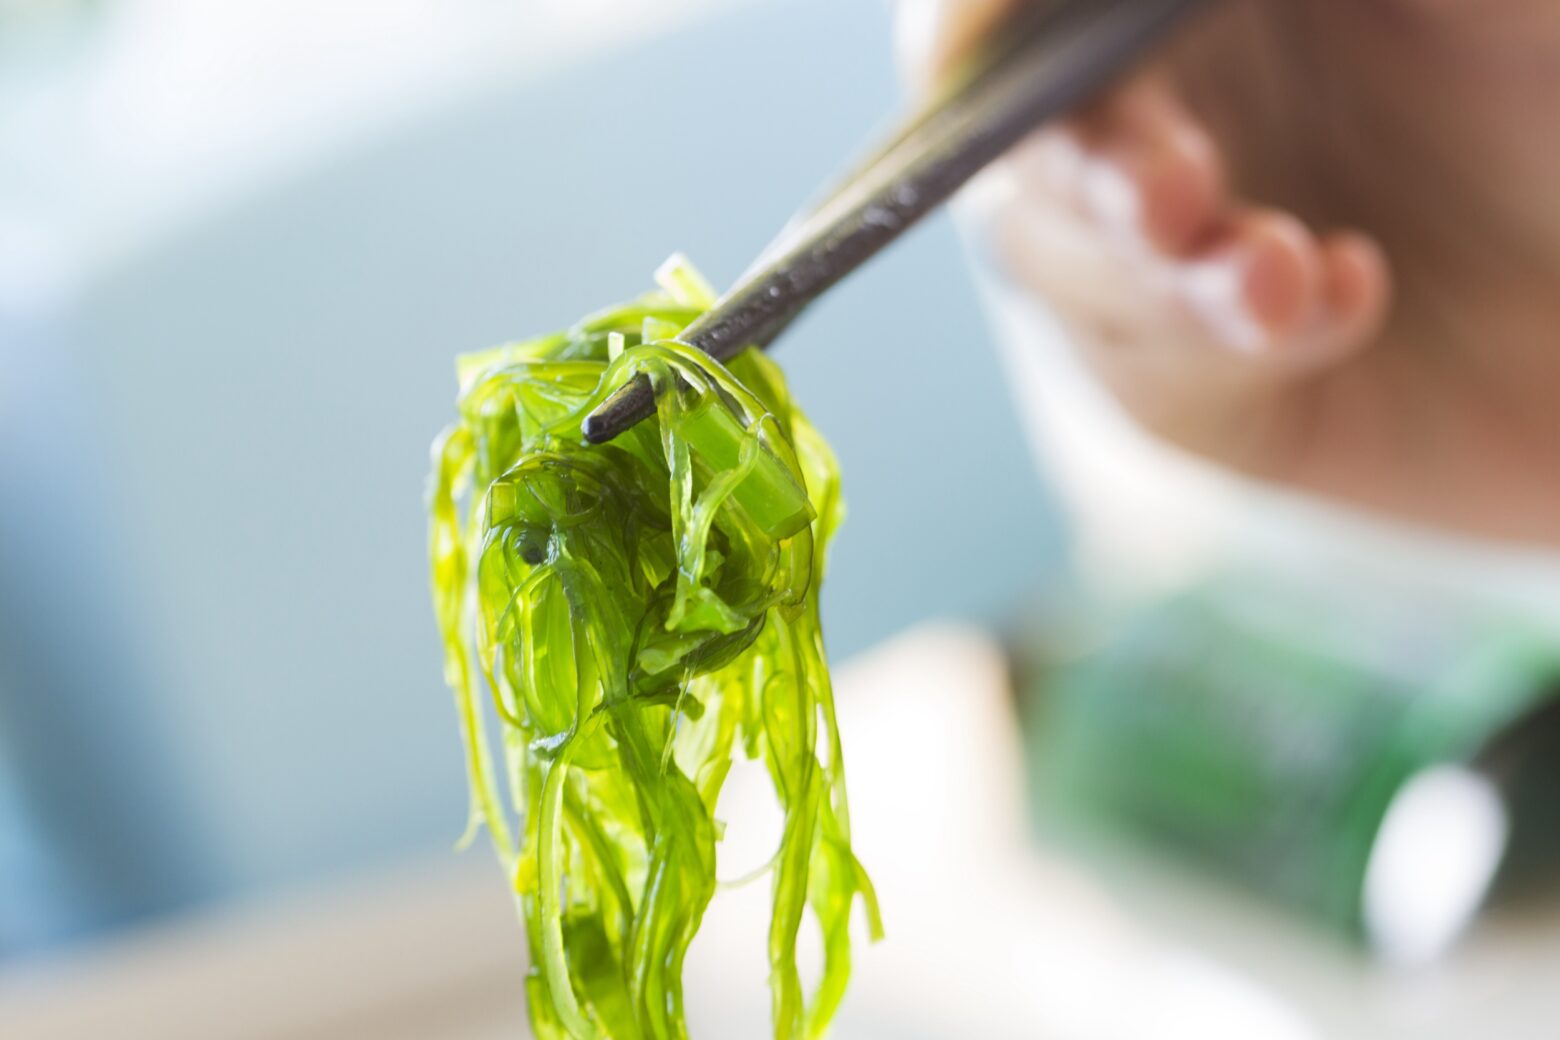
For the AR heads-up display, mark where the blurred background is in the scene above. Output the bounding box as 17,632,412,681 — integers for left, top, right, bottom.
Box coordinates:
2,0,1559,1037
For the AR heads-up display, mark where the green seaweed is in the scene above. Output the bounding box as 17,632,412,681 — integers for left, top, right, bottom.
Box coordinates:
428,256,881,1040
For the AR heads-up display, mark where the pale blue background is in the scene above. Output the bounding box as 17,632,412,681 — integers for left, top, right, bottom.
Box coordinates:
0,0,1063,952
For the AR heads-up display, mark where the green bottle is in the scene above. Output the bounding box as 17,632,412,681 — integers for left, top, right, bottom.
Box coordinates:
1021,576,1560,961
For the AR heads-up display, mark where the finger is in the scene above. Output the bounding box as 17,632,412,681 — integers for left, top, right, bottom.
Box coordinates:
995,75,1227,258
1173,211,1395,375
1302,231,1392,368
1176,209,1326,356
1071,76,1227,257
982,162,1148,332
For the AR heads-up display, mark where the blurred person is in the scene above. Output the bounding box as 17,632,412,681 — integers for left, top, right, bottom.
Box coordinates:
898,0,1560,547
895,0,1560,975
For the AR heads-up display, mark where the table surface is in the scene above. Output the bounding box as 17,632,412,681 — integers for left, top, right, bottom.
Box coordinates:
2,624,1556,1040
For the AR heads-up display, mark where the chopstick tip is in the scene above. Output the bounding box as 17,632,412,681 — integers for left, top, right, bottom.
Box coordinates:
581,409,618,445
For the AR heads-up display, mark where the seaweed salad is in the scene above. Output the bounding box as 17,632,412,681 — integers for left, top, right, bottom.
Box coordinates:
428,257,881,1040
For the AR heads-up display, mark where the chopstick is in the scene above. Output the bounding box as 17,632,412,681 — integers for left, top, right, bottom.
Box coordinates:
581,0,1215,444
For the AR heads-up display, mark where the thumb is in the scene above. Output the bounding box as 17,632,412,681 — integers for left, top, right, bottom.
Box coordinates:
894,0,1019,94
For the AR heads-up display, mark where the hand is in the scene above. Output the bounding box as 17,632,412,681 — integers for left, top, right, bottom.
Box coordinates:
899,0,1560,545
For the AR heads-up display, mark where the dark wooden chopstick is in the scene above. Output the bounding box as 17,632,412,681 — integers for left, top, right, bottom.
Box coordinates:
582,0,1216,444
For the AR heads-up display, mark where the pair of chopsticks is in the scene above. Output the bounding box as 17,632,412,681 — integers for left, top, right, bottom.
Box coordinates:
582,0,1216,444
